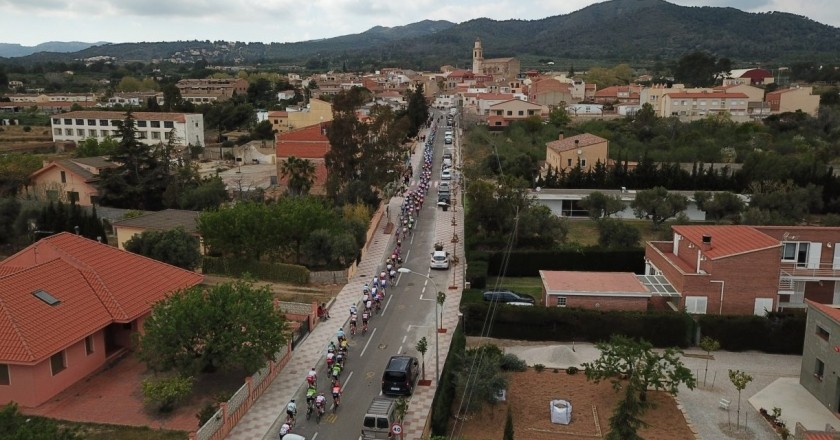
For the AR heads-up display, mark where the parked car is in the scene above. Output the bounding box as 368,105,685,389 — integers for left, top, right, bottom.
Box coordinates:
441,169,452,180
482,290,536,304
439,182,451,193
381,355,419,396
430,250,450,269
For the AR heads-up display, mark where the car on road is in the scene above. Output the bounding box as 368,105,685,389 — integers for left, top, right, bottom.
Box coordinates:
441,169,452,180
430,250,450,269
439,181,450,193
482,289,536,304
361,397,397,439
381,355,419,396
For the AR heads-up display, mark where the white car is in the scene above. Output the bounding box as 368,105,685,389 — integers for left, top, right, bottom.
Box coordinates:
441,169,452,180
430,250,450,270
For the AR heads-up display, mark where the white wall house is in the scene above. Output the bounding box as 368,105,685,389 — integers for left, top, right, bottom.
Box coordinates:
51,111,205,147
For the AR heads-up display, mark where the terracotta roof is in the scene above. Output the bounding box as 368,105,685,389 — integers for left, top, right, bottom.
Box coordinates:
665,92,749,99
276,123,331,159
546,133,608,153
804,433,838,440
267,111,289,117
806,300,840,324
0,233,202,364
112,209,200,233
55,111,198,122
30,158,118,183
540,270,650,296
477,93,514,101
671,225,780,260
489,99,544,109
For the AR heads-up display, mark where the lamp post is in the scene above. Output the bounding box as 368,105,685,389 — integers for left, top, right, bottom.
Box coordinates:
397,267,440,383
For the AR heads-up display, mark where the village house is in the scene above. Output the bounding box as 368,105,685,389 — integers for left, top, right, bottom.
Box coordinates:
26,157,117,206
766,86,821,116
544,133,608,172
275,122,331,195
266,99,333,134
50,111,205,148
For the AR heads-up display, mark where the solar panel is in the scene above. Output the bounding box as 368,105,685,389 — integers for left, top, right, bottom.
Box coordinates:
636,275,680,296
33,289,61,306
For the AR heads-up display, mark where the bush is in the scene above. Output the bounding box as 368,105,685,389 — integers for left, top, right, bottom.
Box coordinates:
466,260,488,289
698,312,805,354
499,353,527,372
22,126,31,132
196,401,219,427
486,248,645,276
202,256,310,284
142,375,193,413
566,366,579,375
534,363,546,372
431,323,466,435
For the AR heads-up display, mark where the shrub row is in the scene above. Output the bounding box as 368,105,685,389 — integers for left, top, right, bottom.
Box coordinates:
698,312,806,354
431,323,466,435
202,256,310,285
465,260,488,289
486,248,645,276
461,303,694,348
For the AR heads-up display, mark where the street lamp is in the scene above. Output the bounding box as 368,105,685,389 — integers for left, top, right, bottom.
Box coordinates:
397,267,440,383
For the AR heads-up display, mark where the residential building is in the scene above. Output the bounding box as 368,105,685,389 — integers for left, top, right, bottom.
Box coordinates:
726,68,775,86
544,133,608,172
593,85,641,104
175,78,248,102
103,92,163,108
531,188,714,221
275,122,330,194
800,301,840,415
112,209,203,253
50,111,205,147
766,86,821,116
645,225,840,315
660,92,750,122
540,270,652,311
27,157,117,206
473,93,516,116
485,99,545,128
267,99,333,134
566,103,604,116
6,92,98,104
714,84,769,119
0,233,203,407
528,78,573,107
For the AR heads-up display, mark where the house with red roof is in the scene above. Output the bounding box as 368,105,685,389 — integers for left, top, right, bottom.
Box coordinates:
528,78,573,107
0,232,203,407
544,133,609,172
275,122,331,195
27,157,118,206
540,270,652,311
593,85,641,105
766,86,821,117
725,68,774,86
645,225,840,315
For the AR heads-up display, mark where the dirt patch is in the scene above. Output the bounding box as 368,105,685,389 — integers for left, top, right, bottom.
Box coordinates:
450,369,694,440
201,274,342,304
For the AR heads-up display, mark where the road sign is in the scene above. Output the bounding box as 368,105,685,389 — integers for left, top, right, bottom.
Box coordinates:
391,423,403,435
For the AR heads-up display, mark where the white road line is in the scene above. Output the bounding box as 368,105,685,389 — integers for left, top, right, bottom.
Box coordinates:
312,433,318,440
382,295,394,315
343,371,354,389
359,327,377,357
398,345,403,354
402,335,407,343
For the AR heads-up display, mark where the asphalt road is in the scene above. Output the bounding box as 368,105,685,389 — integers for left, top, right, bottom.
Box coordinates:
289,112,450,440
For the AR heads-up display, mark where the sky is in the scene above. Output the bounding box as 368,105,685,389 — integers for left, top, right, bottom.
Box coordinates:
0,0,838,47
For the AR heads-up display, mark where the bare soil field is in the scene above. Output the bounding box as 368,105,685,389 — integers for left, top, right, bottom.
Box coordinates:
201,274,343,304
451,369,694,440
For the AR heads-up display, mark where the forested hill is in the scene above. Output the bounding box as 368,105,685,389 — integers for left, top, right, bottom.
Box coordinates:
2,0,839,68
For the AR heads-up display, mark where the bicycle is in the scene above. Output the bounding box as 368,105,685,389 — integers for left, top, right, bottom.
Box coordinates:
315,403,325,424
305,401,314,420
285,410,296,427
362,321,368,335
349,321,356,337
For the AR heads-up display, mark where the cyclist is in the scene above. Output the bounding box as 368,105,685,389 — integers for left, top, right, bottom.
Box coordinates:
340,338,349,353
327,341,336,353
326,350,335,368
381,277,388,291
305,385,317,415
279,422,291,438
306,367,317,387
362,292,370,304
285,399,297,425
349,313,358,335
370,286,378,300
362,283,370,294
362,310,370,334
336,327,346,343
330,362,342,385
332,381,342,408
365,298,373,313
335,348,345,367
389,269,397,283
314,392,327,416
349,304,358,316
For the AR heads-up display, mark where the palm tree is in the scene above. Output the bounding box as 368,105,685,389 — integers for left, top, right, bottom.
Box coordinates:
280,156,316,196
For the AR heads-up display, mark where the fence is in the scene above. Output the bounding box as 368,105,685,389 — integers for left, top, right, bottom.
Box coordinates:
191,342,293,440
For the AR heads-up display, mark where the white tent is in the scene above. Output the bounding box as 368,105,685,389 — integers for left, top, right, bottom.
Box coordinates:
550,399,572,425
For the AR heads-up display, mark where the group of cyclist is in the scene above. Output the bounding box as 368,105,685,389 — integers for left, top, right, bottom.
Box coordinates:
281,115,441,438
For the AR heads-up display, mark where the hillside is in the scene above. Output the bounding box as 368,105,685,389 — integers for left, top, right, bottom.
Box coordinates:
1,0,839,67
0,41,107,58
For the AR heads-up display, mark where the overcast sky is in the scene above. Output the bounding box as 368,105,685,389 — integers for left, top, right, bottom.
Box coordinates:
1,0,837,46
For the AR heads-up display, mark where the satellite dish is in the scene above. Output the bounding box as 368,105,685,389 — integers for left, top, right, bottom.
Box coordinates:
535,186,542,192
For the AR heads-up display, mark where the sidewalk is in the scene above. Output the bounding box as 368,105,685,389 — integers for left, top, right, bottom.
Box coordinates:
225,132,430,440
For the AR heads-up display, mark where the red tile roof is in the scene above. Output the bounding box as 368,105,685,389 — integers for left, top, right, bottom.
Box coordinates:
546,133,608,153
806,300,840,323
665,92,749,99
0,233,203,364
540,270,649,296
477,93,514,101
804,432,838,440
671,225,780,260
276,122,331,159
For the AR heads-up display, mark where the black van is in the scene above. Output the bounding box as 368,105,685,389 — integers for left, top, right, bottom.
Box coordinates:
381,355,419,396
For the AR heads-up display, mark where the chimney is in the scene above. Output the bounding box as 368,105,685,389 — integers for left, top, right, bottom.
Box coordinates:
701,235,712,250
575,139,579,147
558,132,564,141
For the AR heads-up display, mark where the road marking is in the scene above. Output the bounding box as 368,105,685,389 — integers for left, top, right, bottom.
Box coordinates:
398,345,403,354
402,335,407,343
343,371,353,388
312,433,318,440
359,328,377,357
382,295,394,315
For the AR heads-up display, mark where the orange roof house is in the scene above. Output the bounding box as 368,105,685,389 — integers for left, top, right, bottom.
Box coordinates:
540,270,651,311
275,122,331,195
544,133,609,172
0,232,203,407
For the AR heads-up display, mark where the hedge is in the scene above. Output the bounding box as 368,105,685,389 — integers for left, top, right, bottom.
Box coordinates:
202,256,310,285
486,248,645,276
466,260,488,289
461,303,694,348
431,323,466,435
698,312,806,354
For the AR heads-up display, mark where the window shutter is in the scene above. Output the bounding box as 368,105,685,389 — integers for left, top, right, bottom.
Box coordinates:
807,243,822,269
833,244,840,270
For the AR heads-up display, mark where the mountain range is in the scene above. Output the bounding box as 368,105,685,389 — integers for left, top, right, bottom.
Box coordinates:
1,0,839,68
0,41,108,58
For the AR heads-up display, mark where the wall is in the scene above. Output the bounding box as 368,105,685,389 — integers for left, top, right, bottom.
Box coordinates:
547,294,648,311
114,225,144,250
800,307,840,412
702,247,781,315
29,165,98,206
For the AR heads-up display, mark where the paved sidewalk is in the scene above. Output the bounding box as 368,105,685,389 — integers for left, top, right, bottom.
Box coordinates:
226,133,430,440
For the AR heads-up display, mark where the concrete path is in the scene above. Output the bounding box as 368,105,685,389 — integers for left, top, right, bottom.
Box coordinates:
750,377,839,432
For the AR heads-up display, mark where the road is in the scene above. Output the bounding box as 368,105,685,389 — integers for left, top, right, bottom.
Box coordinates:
288,112,451,440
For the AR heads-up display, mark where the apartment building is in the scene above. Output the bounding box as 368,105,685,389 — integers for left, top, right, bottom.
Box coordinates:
175,78,248,102
266,99,333,134
50,111,205,147
660,92,750,122
645,225,840,315
6,92,98,104
766,86,821,116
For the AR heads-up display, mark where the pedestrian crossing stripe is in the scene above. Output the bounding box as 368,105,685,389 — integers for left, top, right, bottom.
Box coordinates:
324,413,338,423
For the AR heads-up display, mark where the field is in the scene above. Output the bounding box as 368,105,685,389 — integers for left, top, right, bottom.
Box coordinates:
451,369,694,440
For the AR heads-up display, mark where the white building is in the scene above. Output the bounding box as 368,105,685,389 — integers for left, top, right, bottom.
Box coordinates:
51,111,205,147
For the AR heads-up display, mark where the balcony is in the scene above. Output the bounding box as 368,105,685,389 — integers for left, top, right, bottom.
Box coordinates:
779,262,840,281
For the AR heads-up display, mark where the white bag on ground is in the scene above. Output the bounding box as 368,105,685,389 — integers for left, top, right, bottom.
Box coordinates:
550,399,572,425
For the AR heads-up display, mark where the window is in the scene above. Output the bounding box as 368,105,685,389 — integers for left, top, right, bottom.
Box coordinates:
137,121,147,127
137,131,147,139
684,296,708,314
164,132,171,140
52,118,60,124
164,121,174,128
581,159,587,168
67,191,79,203
782,242,809,266
567,158,572,167
100,130,109,137
88,129,96,137
64,128,72,136
556,297,567,307
815,358,825,381
0,364,8,385
75,119,83,125
817,325,830,341
152,132,161,140
64,118,72,125
84,336,94,355
50,351,66,376
60,171,66,183
76,129,84,136
46,190,59,201
87,119,96,125
150,121,160,128
54,128,61,135
506,111,512,116
517,110,524,116
100,119,109,126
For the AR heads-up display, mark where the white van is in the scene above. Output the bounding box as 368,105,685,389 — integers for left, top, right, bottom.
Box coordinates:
361,398,397,439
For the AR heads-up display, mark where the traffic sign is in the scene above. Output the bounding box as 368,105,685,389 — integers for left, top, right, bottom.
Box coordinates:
391,423,403,435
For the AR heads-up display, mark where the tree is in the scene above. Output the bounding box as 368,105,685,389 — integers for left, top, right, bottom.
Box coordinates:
0,403,80,440
30,201,106,243
0,198,21,245
178,176,229,211
416,337,428,382
516,204,569,248
161,84,182,112
606,382,647,440
503,407,515,440
694,191,744,223
279,156,316,196
548,107,571,128
597,218,641,248
582,335,695,403
631,187,688,229
580,191,625,220
455,345,508,413
728,369,753,430
251,120,276,141
75,137,117,158
0,153,42,197
673,51,731,87
405,84,429,139
699,336,720,388
124,227,202,270
137,280,287,376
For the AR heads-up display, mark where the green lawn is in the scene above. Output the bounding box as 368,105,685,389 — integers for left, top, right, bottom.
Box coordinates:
485,276,544,297
566,218,662,247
